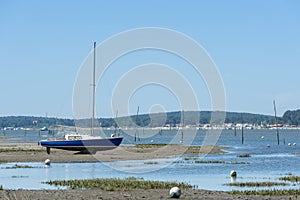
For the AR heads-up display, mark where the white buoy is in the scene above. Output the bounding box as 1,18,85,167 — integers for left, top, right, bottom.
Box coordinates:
288,143,291,146
44,159,51,166
169,186,181,198
230,176,237,182
293,143,297,146
110,134,115,138
230,170,237,177
266,144,270,148
261,136,264,139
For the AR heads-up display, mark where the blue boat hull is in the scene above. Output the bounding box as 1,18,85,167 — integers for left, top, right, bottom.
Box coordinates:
40,137,123,153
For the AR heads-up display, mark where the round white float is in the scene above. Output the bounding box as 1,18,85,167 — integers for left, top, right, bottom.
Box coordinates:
44,159,51,166
169,186,181,198
230,170,237,177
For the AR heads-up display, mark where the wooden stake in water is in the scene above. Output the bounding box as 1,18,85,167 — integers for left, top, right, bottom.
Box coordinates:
135,106,140,142
273,100,280,145
234,125,237,136
181,110,184,144
241,126,244,144
241,113,244,144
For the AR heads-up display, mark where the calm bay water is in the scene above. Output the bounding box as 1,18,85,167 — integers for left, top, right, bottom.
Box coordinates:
0,129,300,191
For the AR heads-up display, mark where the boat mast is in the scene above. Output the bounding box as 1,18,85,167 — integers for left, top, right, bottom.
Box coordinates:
91,42,96,136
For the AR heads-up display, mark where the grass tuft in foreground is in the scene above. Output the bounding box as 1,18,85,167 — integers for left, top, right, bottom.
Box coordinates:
43,177,193,191
225,182,288,187
228,189,300,196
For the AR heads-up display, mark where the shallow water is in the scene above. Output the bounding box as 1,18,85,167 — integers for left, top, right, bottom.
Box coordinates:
0,129,300,191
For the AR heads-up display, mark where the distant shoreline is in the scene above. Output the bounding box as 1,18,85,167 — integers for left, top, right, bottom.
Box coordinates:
2,109,300,130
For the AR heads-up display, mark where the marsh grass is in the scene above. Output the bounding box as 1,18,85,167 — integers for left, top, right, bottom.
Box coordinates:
228,189,300,196
43,177,193,191
279,176,300,182
136,144,167,148
195,160,225,164
229,161,250,164
225,182,288,187
3,164,40,169
11,175,29,178
144,161,159,164
0,148,44,153
237,153,251,158
181,159,249,165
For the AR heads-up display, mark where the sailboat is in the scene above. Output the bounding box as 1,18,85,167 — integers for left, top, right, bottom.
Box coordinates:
39,42,123,154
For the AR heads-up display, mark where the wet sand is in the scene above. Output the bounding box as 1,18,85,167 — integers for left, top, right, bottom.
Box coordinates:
0,143,227,163
0,143,295,199
0,189,295,200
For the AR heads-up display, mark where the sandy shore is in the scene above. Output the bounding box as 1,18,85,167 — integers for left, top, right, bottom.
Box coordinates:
0,189,295,200
0,143,227,163
0,143,295,199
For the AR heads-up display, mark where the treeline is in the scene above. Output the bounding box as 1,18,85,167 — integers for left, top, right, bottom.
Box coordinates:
0,116,74,128
2,110,300,128
0,111,282,128
282,109,300,125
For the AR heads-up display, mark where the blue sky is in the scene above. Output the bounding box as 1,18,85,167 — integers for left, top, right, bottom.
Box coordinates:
0,0,299,118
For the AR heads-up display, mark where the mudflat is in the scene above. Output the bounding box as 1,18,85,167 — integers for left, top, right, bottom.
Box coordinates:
0,189,294,200
0,143,227,163
0,143,295,199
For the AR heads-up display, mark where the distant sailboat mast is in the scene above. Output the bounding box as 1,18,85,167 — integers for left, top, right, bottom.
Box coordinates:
91,42,96,136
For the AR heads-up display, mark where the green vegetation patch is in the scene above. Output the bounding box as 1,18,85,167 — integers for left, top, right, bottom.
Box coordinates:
228,189,300,196
279,176,300,182
43,177,193,191
144,161,159,164
11,175,29,178
3,164,39,169
225,182,288,187
182,158,249,165
195,160,225,164
237,153,251,158
0,148,44,153
0,185,2,190
136,144,167,148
